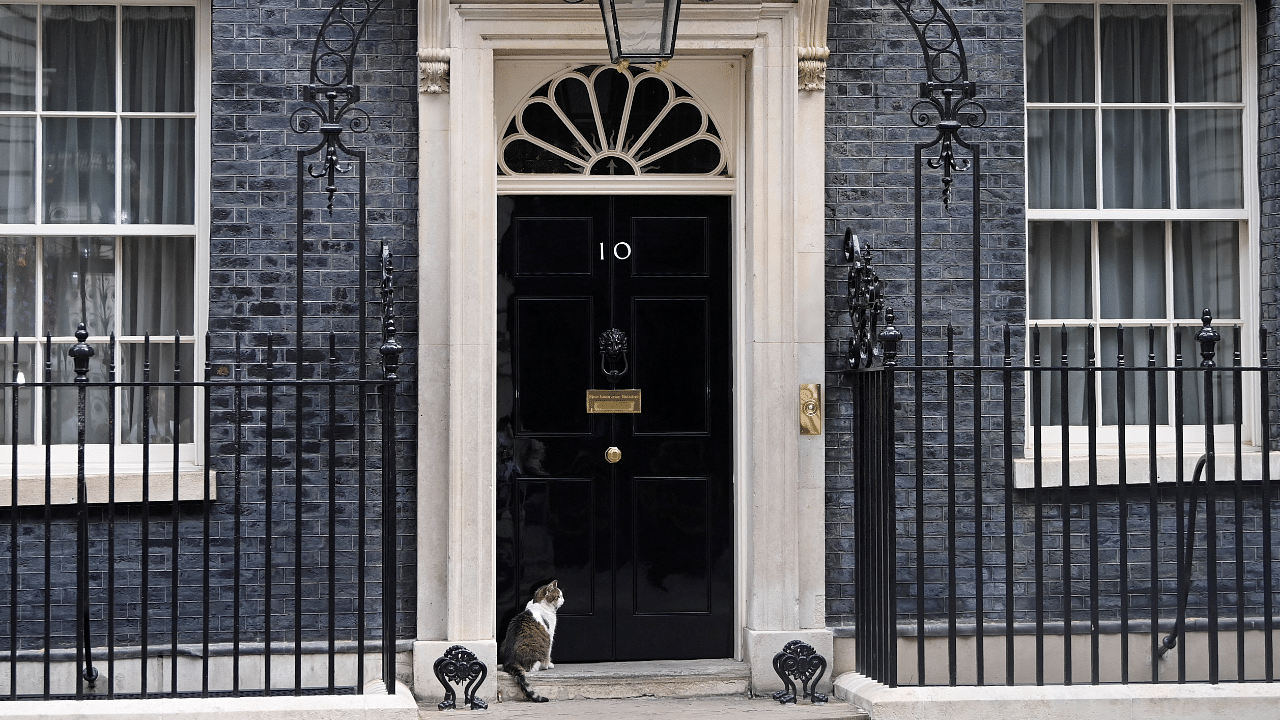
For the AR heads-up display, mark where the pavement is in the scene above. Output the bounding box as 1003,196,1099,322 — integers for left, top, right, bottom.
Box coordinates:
416,695,869,719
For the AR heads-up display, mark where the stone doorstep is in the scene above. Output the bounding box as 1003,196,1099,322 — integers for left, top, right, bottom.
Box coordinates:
490,659,751,702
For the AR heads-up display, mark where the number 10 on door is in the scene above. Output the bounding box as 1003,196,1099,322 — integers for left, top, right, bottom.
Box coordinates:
601,242,631,260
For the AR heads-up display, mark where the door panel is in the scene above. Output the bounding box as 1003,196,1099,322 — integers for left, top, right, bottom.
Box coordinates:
632,298,710,435
497,195,732,662
631,476,712,615
513,297,594,434
630,217,710,276
514,217,595,275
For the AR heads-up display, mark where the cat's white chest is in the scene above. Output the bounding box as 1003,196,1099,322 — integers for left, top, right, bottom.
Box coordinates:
526,600,557,636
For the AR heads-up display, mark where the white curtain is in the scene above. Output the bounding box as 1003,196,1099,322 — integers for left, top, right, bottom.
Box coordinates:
0,5,195,444
1027,3,1244,426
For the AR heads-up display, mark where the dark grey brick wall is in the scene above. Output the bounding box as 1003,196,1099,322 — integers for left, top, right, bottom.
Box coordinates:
0,0,418,658
826,0,1280,637
1261,0,1280,437
824,0,1028,628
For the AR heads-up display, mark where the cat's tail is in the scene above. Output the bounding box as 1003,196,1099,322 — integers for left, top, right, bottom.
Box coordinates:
504,665,549,703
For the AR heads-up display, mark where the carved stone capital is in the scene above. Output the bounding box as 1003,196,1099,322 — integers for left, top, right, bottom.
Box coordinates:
419,0,450,94
797,0,830,91
419,48,449,94
798,46,829,92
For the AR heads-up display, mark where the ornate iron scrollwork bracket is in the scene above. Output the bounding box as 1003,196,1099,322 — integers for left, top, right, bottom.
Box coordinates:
290,0,389,212
885,0,987,205
771,640,828,705
844,228,884,371
433,645,489,710
598,328,629,387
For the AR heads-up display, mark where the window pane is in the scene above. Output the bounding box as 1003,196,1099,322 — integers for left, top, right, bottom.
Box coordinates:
42,4,116,112
120,342,193,444
1101,4,1167,103
1031,326,1091,426
122,237,193,336
0,238,36,336
1103,109,1168,209
1174,5,1241,102
1100,326,1168,425
1029,221,1092,319
0,117,35,223
1172,221,1239,320
41,237,114,337
1026,3,1095,103
123,118,194,224
47,345,112,444
0,5,37,111
1027,109,1096,209
122,6,195,112
43,117,115,224
1176,109,1242,209
0,342,35,444
1177,326,1235,424
1099,221,1165,319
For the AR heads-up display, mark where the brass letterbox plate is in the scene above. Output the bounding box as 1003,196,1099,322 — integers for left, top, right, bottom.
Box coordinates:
586,389,642,414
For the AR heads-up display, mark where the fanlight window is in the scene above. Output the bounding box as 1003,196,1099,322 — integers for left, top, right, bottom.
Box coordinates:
499,65,728,176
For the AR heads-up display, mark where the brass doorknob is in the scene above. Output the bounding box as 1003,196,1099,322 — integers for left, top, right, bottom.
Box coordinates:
605,446,622,464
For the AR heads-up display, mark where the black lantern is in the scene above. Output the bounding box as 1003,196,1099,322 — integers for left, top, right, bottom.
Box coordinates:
597,0,682,64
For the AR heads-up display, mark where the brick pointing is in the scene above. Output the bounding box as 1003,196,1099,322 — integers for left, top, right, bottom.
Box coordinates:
824,0,1028,628
0,0,418,657
825,0,1280,637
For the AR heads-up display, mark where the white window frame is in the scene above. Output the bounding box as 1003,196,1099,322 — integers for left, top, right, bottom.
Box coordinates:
1022,0,1264,479
0,0,210,503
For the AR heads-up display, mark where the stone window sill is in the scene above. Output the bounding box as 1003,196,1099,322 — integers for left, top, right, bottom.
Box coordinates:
1013,448,1278,489
0,464,214,506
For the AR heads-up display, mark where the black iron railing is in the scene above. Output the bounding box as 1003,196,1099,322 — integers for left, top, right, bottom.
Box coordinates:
0,326,401,700
848,307,1278,687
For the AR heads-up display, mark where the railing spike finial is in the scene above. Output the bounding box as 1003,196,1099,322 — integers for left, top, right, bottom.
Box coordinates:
379,241,404,381
1197,309,1220,368
880,307,903,368
69,322,94,383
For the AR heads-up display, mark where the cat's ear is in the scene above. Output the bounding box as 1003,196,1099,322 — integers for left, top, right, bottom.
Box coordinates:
549,580,558,589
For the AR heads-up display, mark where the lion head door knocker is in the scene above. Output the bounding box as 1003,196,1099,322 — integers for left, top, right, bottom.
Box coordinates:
844,228,884,371
598,328,629,388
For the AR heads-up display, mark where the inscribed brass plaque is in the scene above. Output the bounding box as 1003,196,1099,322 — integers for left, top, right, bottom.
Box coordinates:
586,389,642,414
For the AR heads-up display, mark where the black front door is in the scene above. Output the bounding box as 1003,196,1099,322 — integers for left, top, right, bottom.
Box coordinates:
496,195,733,662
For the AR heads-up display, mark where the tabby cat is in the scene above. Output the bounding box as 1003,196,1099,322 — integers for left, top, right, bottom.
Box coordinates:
500,580,564,703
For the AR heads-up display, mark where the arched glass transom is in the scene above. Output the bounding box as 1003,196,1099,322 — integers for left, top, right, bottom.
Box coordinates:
499,65,729,176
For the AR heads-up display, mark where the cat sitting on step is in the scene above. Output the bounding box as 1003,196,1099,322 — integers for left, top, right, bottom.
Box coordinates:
500,580,564,703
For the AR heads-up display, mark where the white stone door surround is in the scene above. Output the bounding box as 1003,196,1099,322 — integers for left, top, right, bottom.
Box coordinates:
414,1,829,697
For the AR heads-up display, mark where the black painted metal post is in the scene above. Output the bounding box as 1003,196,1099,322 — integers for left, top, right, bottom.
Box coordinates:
8,335,17,700
880,311,902,688
1197,311,1220,684
1002,324,1014,685
379,242,404,694
106,333,116,698
1261,325,1274,682
1147,325,1160,682
71,323,96,697
1031,327,1045,685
